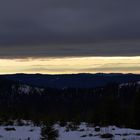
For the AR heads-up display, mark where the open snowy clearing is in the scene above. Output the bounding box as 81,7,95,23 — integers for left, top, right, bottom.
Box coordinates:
0,122,140,140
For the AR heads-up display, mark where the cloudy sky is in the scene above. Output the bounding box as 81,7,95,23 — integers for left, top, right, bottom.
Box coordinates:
0,0,140,74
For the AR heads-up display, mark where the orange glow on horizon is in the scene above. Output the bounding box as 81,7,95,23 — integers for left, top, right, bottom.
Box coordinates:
0,56,140,74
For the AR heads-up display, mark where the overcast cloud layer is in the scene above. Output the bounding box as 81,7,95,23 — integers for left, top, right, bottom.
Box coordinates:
0,0,140,57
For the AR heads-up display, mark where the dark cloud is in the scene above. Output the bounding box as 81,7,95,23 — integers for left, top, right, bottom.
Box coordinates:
0,0,140,57
0,41,140,58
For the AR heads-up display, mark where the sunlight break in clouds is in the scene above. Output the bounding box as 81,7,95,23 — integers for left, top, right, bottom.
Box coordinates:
0,56,140,74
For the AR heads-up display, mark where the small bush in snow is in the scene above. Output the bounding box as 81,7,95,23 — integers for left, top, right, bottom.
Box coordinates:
80,135,87,137
95,126,100,132
78,129,85,132
101,133,114,138
65,122,79,131
41,125,58,140
89,133,93,137
59,121,67,127
5,127,16,131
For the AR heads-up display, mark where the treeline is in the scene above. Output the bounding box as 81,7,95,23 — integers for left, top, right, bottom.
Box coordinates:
0,78,140,128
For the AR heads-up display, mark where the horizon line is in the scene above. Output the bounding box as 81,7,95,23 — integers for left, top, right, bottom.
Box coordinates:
0,72,140,75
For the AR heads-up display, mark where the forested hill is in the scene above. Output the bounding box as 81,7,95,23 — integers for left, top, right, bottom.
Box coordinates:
0,76,140,128
1,73,140,88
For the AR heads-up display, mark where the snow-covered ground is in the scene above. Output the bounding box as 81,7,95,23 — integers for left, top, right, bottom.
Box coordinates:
0,121,140,140
0,125,40,140
57,123,140,140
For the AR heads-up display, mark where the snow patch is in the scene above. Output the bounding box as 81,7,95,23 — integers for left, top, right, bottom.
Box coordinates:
12,84,44,94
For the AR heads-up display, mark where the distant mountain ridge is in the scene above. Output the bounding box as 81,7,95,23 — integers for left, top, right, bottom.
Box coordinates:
1,73,140,88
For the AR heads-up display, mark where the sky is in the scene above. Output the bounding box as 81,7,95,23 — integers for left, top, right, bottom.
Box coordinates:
0,0,140,74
